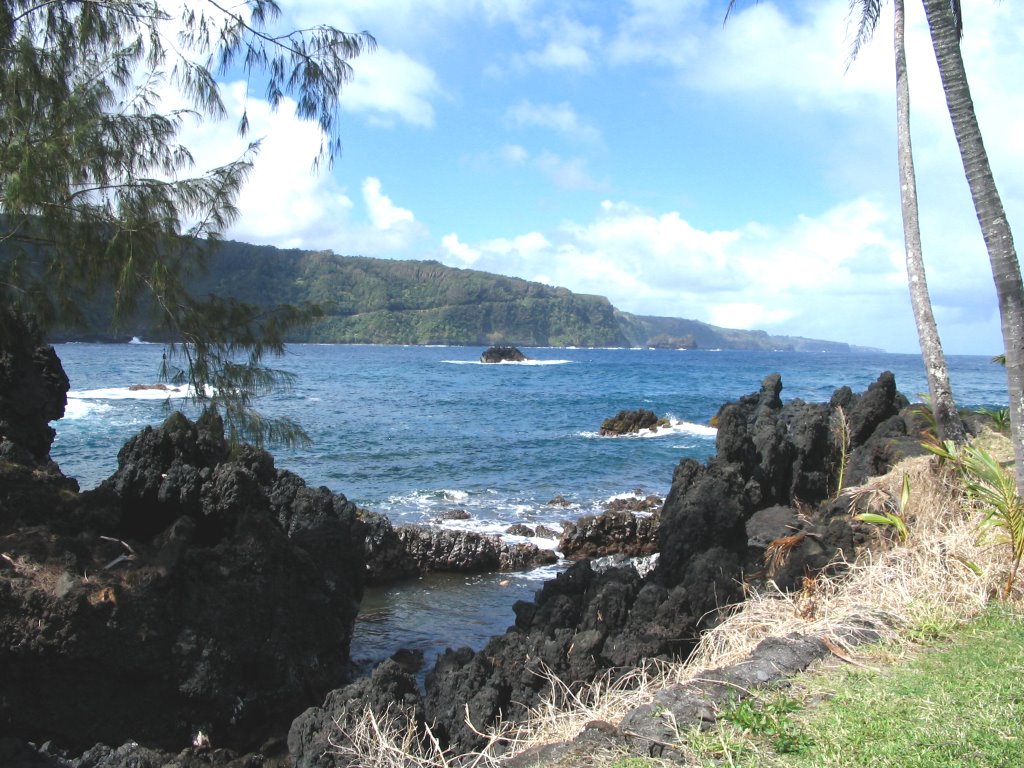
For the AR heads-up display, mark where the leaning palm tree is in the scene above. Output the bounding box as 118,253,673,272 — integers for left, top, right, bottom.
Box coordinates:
728,0,966,443
850,0,966,444
920,0,1024,494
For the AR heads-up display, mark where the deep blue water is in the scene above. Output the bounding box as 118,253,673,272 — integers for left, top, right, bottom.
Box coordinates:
49,343,1009,672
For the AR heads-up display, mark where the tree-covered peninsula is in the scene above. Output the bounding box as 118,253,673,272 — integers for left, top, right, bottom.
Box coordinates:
56,239,858,351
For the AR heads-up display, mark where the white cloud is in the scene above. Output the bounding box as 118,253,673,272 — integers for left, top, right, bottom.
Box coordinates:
479,231,551,257
342,47,442,128
517,39,592,71
442,233,482,265
535,152,606,191
501,144,529,164
505,100,601,143
434,196,979,352
465,143,604,191
174,83,429,256
363,177,415,229
354,177,429,253
175,81,354,249
508,15,601,73
284,0,540,42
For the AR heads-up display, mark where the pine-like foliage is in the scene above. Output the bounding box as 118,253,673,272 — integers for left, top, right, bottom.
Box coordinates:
0,1,374,445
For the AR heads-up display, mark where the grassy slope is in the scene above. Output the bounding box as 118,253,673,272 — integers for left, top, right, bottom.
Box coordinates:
679,603,1023,768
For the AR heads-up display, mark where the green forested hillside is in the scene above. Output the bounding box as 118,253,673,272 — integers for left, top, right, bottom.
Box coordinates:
187,243,630,346
51,239,855,351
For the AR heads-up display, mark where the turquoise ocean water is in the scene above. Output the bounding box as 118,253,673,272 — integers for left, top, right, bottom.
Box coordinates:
50,342,1009,672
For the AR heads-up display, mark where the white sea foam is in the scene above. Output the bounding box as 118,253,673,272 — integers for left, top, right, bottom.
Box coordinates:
518,561,567,581
592,552,659,577
61,399,113,420
384,486,575,553
580,417,717,440
67,384,203,401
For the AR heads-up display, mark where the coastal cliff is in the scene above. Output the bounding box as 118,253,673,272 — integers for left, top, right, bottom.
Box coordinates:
48,239,861,351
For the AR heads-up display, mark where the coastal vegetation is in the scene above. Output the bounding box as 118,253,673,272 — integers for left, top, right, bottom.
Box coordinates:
49,238,859,351
847,0,967,446
0,0,373,445
921,0,1024,505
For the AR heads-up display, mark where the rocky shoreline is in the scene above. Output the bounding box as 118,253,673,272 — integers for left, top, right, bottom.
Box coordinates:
1,311,945,766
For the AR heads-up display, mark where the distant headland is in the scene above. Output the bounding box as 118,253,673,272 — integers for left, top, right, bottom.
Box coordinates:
49,239,878,352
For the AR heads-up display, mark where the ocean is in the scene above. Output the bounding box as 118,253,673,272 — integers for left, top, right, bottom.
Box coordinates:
50,342,1009,674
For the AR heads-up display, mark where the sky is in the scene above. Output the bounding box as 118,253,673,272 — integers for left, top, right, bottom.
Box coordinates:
178,0,1024,355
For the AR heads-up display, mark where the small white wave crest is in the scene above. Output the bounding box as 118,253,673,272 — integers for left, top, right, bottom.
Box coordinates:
580,417,717,439
61,399,114,421
67,383,206,401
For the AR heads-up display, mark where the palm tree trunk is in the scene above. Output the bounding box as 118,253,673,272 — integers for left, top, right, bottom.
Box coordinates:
921,0,1024,491
895,0,965,444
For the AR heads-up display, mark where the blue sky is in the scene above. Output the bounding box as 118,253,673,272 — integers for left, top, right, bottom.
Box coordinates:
181,0,1024,355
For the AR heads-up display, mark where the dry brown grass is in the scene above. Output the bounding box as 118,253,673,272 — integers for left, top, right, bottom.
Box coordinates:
333,432,1023,767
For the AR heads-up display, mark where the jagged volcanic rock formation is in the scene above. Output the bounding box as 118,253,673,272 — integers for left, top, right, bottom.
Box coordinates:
598,408,670,436
479,345,528,363
0,313,366,755
361,512,557,585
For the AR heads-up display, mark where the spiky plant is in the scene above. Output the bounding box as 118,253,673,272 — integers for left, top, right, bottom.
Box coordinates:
958,446,1024,598
847,472,911,544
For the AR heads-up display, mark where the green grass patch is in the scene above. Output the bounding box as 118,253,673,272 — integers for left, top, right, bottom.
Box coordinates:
695,604,1023,767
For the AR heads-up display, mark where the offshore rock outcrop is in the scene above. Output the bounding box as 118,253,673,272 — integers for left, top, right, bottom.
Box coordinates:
479,345,528,363
292,371,929,762
599,408,670,436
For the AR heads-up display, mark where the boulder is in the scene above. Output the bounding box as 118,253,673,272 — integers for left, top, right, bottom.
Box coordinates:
361,512,557,585
289,660,423,768
420,559,698,756
744,504,854,592
658,372,911,596
599,408,669,436
604,493,663,513
479,345,528,363
559,508,659,560
0,309,69,467
505,523,535,537
396,525,556,574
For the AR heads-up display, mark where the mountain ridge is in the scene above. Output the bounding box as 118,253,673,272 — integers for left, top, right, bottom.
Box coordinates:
55,239,876,352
